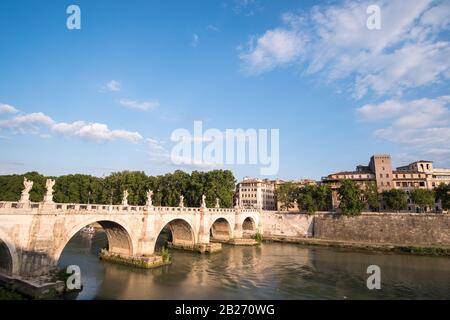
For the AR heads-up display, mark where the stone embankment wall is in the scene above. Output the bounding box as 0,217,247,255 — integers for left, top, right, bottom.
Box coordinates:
261,211,450,245
261,211,314,237
314,213,450,245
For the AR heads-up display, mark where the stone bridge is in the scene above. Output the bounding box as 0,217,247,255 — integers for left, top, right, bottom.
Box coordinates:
0,200,261,278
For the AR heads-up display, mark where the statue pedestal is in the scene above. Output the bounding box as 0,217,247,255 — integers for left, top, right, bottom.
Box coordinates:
19,194,30,204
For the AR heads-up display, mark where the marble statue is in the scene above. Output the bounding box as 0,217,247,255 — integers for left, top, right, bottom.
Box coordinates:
146,190,153,207
44,179,56,203
179,195,184,208
215,197,220,208
122,189,129,206
201,194,207,208
19,177,33,203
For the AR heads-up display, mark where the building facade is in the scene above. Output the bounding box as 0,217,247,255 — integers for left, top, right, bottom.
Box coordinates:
235,177,276,210
322,155,450,212
235,178,318,212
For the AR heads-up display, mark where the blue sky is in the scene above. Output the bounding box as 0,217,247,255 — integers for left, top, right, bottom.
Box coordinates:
0,0,449,181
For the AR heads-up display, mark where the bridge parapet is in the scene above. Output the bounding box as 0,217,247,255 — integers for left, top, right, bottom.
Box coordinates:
0,201,241,215
0,201,149,214
153,206,202,213
0,201,41,214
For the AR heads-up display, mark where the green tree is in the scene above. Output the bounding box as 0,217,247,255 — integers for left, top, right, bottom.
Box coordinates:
364,182,380,212
0,174,26,201
435,183,450,211
0,169,236,208
337,180,364,216
276,182,298,211
297,185,316,214
205,170,236,208
314,185,332,211
410,189,435,212
382,189,408,212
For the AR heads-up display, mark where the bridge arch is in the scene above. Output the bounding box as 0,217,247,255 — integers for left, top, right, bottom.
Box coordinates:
0,229,19,276
242,216,257,238
54,218,135,263
210,217,233,241
154,218,196,251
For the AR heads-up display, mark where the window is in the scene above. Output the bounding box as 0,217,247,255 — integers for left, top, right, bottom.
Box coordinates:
380,174,383,178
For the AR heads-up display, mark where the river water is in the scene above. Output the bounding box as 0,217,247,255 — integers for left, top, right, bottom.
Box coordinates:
58,231,450,300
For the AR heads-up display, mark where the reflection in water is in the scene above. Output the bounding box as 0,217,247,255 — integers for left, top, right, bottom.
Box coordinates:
58,231,450,300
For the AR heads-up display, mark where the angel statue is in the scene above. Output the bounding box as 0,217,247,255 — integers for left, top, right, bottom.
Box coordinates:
44,179,56,202
215,197,220,208
179,195,184,208
146,190,154,207
19,177,33,202
201,194,207,208
122,189,129,206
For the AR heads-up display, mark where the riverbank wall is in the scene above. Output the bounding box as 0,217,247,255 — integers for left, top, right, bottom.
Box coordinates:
261,211,450,253
314,213,450,245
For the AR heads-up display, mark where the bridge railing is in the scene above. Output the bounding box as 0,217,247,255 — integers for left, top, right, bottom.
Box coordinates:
0,201,41,210
0,201,243,215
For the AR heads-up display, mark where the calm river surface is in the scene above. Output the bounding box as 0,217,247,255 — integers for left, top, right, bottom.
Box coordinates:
58,231,450,300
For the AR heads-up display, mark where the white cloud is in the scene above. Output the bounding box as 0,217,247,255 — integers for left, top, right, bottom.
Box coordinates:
207,25,220,32
239,29,305,73
0,111,142,143
146,137,168,156
357,96,450,164
51,121,142,143
356,100,406,121
239,0,450,98
119,99,159,111
191,33,199,47
0,112,54,134
101,80,121,92
0,103,19,114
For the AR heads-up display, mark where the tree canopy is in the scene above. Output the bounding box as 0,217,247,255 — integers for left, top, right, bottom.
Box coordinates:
381,189,408,212
297,184,332,214
0,170,236,207
275,182,298,211
337,180,365,216
363,181,380,212
410,189,435,212
435,183,450,211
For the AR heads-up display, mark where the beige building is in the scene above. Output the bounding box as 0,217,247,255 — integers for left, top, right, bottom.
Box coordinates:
235,177,276,210
322,154,450,212
235,178,318,212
